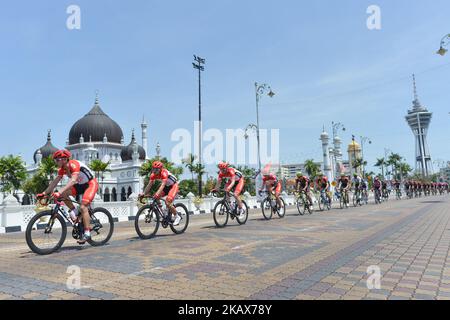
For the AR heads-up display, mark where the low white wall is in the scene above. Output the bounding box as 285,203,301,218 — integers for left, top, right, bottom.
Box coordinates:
0,191,375,233
0,193,297,233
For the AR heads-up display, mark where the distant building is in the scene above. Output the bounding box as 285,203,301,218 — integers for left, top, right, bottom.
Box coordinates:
439,165,450,183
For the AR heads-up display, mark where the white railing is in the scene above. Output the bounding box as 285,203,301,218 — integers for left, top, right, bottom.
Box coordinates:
0,192,298,233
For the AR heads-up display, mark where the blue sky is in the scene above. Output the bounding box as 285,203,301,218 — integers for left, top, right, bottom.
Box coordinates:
1,0,449,177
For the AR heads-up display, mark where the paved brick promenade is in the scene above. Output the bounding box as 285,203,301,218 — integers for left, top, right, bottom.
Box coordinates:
1,195,450,300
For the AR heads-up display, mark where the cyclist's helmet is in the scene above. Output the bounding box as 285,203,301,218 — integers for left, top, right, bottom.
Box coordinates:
296,172,303,178
218,161,229,169
52,149,71,160
152,161,164,169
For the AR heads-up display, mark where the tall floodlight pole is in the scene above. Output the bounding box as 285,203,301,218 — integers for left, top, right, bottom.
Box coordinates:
193,55,205,197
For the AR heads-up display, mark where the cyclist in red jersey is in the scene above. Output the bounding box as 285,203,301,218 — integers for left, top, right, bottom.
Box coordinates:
259,168,283,209
140,161,181,225
295,172,313,209
37,149,98,244
316,172,332,204
211,162,246,216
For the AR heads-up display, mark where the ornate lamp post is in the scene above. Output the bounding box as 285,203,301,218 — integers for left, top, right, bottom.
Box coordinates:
360,136,372,177
437,34,450,56
253,82,275,174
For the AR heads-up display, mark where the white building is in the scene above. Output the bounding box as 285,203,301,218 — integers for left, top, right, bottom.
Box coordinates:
280,162,323,180
439,164,450,183
25,96,149,203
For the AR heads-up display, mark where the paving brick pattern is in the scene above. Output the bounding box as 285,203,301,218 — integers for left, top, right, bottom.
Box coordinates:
1,195,449,300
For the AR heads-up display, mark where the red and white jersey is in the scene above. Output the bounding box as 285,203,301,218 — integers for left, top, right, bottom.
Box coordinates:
263,174,279,185
58,160,95,185
218,167,243,182
150,169,177,186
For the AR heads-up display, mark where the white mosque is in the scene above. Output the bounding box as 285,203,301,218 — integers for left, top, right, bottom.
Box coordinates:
26,95,150,203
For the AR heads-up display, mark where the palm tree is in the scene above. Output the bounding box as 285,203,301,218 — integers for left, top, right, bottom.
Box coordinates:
399,162,412,178
387,153,402,179
375,158,386,179
304,159,320,180
192,163,206,195
89,160,111,196
38,156,58,182
0,155,27,196
352,158,367,173
181,153,196,180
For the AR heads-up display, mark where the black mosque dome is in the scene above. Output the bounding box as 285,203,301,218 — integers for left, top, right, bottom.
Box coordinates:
68,99,123,145
120,130,146,161
34,130,59,163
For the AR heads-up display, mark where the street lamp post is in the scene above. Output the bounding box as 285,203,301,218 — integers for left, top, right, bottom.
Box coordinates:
193,55,205,197
437,34,450,56
254,82,275,174
360,136,372,178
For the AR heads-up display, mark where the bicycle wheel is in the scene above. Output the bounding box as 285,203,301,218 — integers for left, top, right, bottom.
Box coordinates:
213,200,230,228
339,194,344,209
261,198,273,220
236,201,249,225
276,198,286,218
318,196,324,211
25,210,67,255
88,207,114,247
135,205,160,239
170,203,189,234
352,193,357,207
297,196,306,215
306,198,313,214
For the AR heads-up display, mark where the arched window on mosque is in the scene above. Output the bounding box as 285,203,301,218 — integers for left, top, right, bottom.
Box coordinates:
104,188,110,202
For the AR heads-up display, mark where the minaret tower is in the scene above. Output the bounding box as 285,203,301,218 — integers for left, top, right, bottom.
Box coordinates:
320,127,332,182
141,116,148,159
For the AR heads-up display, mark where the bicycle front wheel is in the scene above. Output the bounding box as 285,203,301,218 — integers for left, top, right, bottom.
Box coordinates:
352,194,357,207
261,199,273,220
236,201,249,225
276,198,286,218
213,200,229,228
297,197,306,215
170,203,189,234
135,205,160,239
318,196,324,211
88,207,114,247
25,210,67,255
